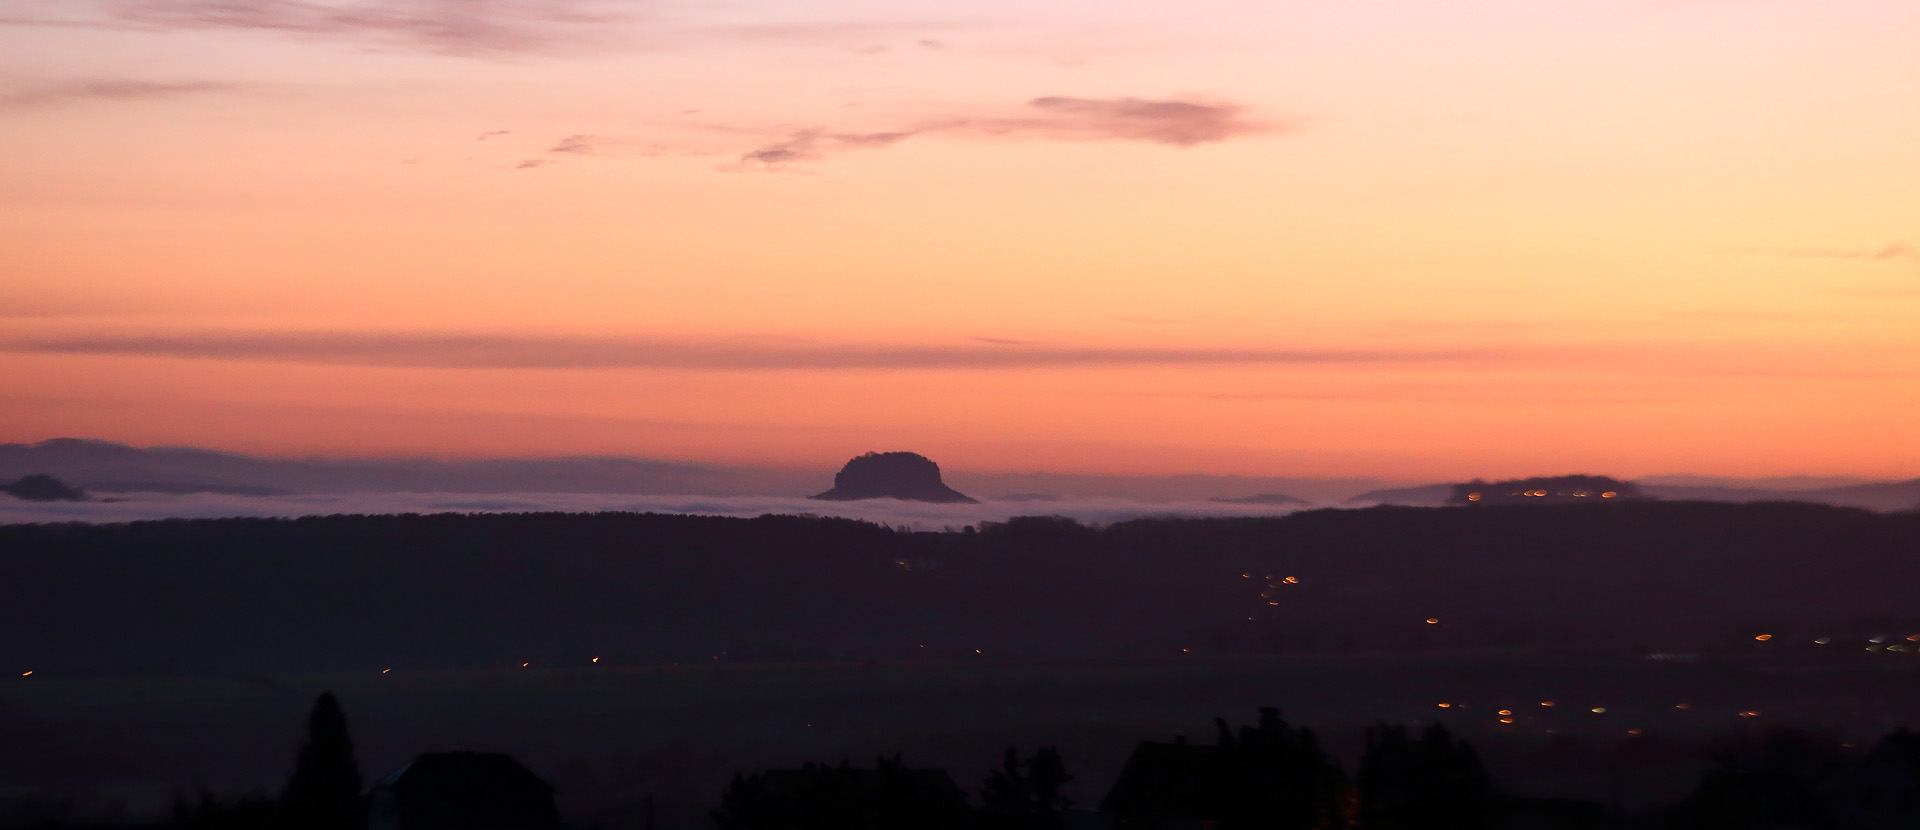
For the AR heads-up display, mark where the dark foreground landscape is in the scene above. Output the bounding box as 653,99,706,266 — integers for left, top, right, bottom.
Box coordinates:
5,502,1920,828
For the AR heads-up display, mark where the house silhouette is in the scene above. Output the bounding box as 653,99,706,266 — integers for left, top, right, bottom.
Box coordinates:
1827,732,1920,830
368,752,559,830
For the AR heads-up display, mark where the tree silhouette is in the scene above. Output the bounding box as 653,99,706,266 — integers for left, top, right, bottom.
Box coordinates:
979,746,1073,829
1356,723,1493,830
281,692,364,830
172,791,283,830
1029,747,1072,816
713,756,970,830
1208,708,1346,830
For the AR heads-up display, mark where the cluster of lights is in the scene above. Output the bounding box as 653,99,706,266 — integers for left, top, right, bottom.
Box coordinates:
1433,699,1763,727
1484,490,1619,499
1246,573,1301,609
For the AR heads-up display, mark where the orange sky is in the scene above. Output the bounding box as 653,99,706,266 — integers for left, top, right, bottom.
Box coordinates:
2,0,1918,478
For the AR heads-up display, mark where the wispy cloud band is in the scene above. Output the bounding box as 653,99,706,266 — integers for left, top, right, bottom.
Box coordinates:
728,96,1277,169
94,0,638,56
1746,244,1919,265
0,79,239,110
3,331,1492,370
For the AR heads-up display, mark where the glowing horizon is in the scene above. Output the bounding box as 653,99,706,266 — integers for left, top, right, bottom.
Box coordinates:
3,0,1918,479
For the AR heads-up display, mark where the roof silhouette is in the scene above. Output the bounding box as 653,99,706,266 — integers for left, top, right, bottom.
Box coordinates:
370,752,558,830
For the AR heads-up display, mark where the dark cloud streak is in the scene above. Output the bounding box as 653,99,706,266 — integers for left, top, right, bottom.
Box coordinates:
1018,96,1266,146
0,79,238,110
548,134,595,154
4,332,1495,371
735,129,917,166
95,0,638,56
731,96,1275,169
1749,244,1919,265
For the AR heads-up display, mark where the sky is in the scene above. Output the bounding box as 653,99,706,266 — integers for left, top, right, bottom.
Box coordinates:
2,0,1918,480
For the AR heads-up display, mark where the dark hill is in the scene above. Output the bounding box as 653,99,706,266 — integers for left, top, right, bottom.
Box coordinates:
811,452,976,503
3,502,1920,674
2,474,87,502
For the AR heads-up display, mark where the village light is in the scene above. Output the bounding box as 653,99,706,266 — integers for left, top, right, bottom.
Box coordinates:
1426,618,1440,625
1591,707,1607,714
1754,634,1772,641
1540,701,1555,707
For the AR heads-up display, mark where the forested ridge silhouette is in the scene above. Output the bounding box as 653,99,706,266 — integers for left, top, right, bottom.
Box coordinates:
2,502,1918,674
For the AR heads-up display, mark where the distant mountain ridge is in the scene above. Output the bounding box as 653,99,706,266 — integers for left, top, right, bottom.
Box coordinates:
1640,480,1920,512
5,439,1915,511
0,439,1398,503
0,438,821,497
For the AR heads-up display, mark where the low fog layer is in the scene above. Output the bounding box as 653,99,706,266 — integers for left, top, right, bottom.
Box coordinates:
0,490,1312,527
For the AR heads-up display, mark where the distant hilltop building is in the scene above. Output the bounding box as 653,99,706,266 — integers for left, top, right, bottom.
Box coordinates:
1448,475,1646,505
811,452,977,503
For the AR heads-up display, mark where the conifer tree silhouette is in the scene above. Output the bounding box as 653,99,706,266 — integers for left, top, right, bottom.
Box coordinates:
282,692,364,830
980,747,1036,822
979,746,1074,829
1210,708,1345,830
1356,723,1493,830
1028,747,1073,817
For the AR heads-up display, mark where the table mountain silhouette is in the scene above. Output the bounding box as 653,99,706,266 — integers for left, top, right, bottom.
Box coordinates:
810,452,977,503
